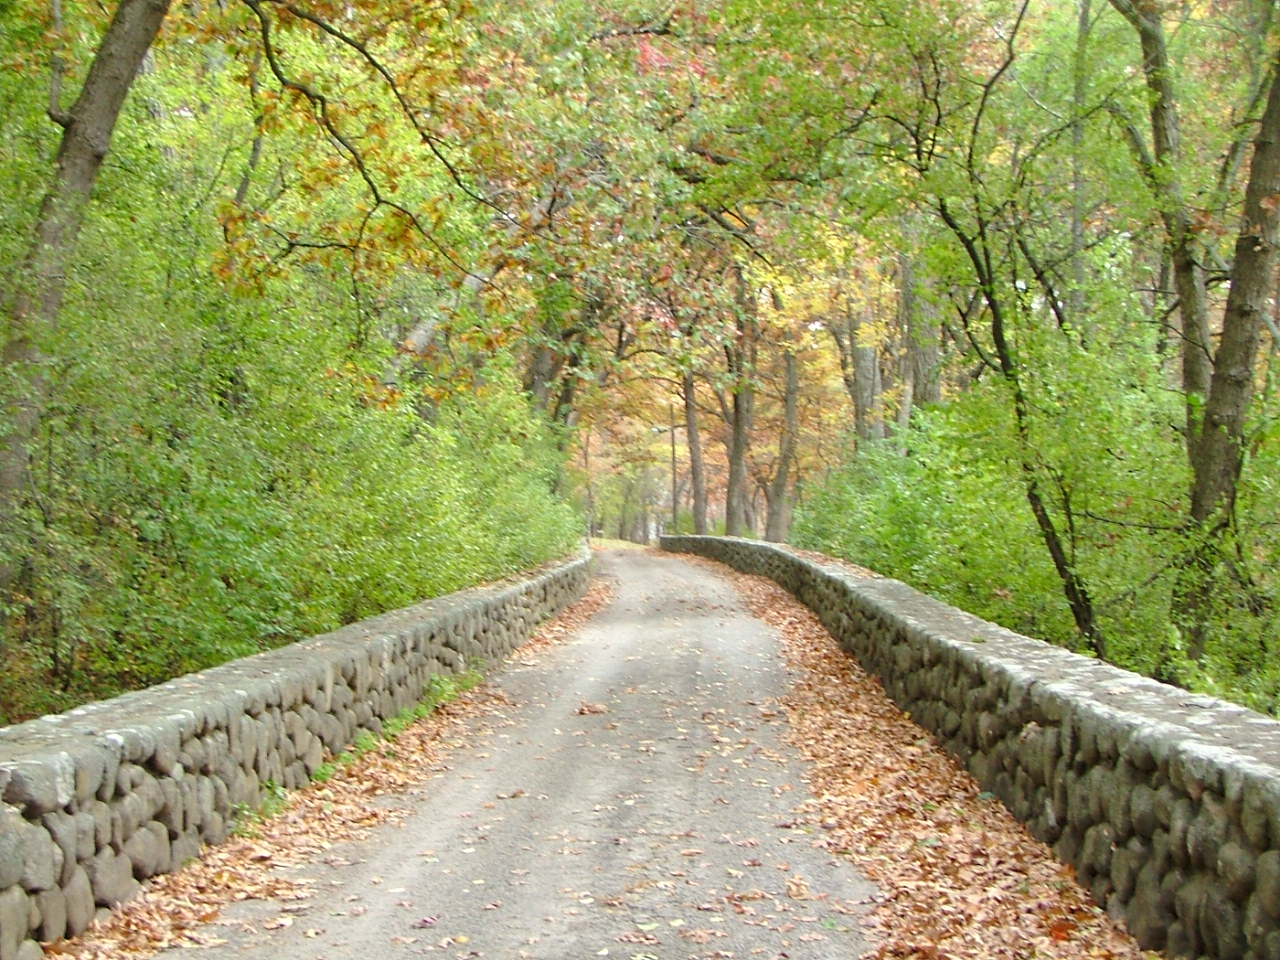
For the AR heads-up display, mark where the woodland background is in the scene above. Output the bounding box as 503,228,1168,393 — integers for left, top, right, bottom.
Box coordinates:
2,0,1278,722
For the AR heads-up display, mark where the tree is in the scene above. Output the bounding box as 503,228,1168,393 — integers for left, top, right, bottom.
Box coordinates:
1,0,173,598
1107,0,1280,660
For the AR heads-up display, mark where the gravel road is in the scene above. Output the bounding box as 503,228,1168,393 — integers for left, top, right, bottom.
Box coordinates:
160,548,877,959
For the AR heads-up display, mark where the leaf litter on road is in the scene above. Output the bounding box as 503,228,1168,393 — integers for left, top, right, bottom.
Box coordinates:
711,558,1156,960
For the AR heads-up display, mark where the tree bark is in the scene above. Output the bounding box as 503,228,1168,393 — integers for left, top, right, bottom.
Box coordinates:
896,249,941,440
724,265,756,538
724,382,754,537
851,305,886,442
1069,0,1092,324
1107,0,1214,439
829,301,888,444
1182,51,1280,659
1189,53,1280,527
764,331,799,542
682,369,708,534
1,0,174,595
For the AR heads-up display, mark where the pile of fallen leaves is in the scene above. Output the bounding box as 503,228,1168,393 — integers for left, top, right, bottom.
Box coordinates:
719,563,1154,960
53,576,615,960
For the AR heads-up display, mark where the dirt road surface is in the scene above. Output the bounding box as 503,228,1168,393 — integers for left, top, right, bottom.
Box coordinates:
159,548,877,960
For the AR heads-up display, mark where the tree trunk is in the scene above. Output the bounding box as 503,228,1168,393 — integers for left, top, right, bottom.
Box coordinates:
1183,52,1280,659
1108,0,1214,439
896,249,941,441
851,305,886,442
1189,53,1280,526
724,265,756,538
682,369,708,535
725,385,753,537
1,0,173,595
895,254,916,443
764,332,799,542
1111,0,1280,660
1069,0,1091,323
829,302,888,444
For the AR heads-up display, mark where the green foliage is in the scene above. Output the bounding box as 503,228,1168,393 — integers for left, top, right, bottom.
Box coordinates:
0,33,579,722
0,258,579,718
796,422,1080,649
795,356,1280,712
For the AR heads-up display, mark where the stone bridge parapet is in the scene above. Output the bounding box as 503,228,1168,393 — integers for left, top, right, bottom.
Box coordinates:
662,535,1280,960
0,549,591,960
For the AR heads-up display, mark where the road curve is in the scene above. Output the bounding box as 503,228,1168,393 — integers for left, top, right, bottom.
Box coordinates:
160,547,877,960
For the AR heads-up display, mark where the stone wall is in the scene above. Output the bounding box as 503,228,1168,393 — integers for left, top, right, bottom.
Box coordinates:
0,551,592,960
662,535,1280,960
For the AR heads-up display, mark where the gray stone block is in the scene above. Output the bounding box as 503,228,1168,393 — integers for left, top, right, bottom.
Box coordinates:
1,756,73,817
1258,851,1280,922
1169,797,1195,869
0,884,30,960
124,821,170,879
41,812,76,887
17,820,55,892
1244,892,1276,956
1112,836,1148,902
108,727,156,765
150,722,181,776
70,746,107,804
169,830,201,871
0,811,23,890
1217,841,1256,903
1242,780,1272,851
85,846,138,907
35,886,66,942
62,865,93,937
1187,795,1228,871
1130,783,1159,839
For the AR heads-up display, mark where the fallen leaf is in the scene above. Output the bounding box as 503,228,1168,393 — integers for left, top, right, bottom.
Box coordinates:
616,930,661,944
785,876,811,900
716,559,1150,960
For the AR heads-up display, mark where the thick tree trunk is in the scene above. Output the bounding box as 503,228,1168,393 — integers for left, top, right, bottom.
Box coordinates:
896,251,941,442
851,306,886,442
1182,54,1280,660
1190,57,1280,525
896,251,917,441
1069,0,1091,323
724,265,756,538
682,369,708,535
764,335,799,542
1,0,173,595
